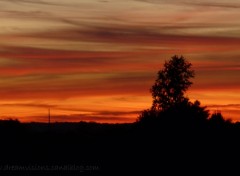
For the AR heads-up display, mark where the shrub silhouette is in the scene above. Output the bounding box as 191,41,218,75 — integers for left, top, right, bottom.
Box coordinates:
209,111,225,124
138,99,209,128
208,111,232,128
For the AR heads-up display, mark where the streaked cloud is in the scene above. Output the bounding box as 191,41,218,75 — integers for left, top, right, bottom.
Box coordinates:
0,102,57,108
0,0,239,122
137,0,240,8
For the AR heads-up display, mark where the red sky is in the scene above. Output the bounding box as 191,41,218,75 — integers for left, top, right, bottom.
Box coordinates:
0,0,239,123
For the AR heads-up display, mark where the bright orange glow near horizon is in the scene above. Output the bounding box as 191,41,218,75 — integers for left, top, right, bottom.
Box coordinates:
0,0,240,123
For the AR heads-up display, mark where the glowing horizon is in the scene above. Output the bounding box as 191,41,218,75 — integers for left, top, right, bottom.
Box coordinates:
0,0,239,123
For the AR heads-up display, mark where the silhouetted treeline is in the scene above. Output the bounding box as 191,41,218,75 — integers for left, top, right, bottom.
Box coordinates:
0,113,240,176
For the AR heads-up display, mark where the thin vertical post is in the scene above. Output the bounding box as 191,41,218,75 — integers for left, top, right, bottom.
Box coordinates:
48,108,51,124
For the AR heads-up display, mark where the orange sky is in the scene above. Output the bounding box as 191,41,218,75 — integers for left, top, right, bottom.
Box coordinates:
0,0,239,123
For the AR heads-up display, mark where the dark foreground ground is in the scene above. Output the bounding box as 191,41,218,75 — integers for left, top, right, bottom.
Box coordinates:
1,120,240,175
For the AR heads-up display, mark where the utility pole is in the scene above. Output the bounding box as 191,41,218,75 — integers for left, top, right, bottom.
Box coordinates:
48,108,51,124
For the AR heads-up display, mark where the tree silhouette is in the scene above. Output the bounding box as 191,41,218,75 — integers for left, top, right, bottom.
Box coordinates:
137,55,209,125
151,55,195,111
208,111,232,127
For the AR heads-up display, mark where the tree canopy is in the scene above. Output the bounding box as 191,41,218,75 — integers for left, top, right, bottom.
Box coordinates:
151,55,195,111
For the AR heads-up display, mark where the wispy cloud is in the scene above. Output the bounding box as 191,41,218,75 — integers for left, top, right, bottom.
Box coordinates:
136,0,240,8
185,1,240,9
0,102,57,108
0,0,64,6
0,0,239,122
208,104,240,108
0,72,153,100
16,24,240,44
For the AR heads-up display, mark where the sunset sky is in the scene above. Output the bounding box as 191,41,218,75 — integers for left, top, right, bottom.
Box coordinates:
0,0,239,123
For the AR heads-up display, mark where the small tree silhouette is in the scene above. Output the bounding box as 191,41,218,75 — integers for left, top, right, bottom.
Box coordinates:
151,55,194,111
138,55,210,125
